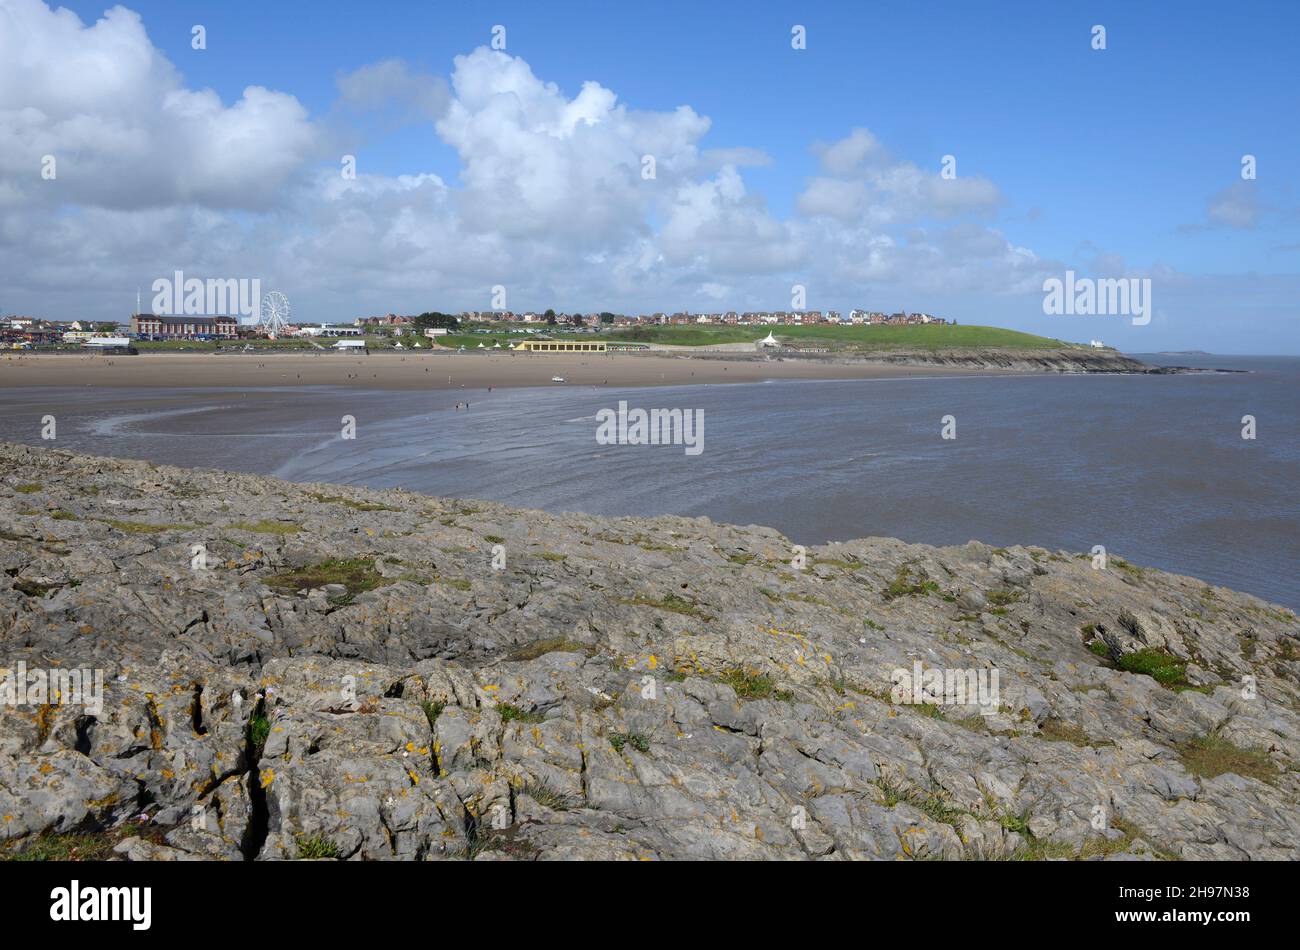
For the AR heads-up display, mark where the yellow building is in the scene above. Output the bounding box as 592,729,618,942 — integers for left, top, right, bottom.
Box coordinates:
514,340,607,352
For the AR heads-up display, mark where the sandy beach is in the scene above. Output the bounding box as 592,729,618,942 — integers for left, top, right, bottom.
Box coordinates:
0,350,1019,391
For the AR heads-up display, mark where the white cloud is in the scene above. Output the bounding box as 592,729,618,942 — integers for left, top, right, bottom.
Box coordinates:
1205,181,1259,230
0,0,320,211
799,127,1005,225
0,2,1051,322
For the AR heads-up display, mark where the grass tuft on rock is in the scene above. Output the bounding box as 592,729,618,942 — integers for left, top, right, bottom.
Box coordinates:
520,778,578,810
883,564,939,600
295,833,342,859
230,520,301,535
1116,648,1189,689
507,637,595,661
0,831,120,861
497,703,546,724
420,701,444,730
619,591,710,619
247,713,271,752
717,668,793,701
1178,734,1278,784
266,557,389,598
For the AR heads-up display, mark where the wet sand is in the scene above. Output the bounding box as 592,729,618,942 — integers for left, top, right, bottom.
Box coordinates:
0,350,1013,391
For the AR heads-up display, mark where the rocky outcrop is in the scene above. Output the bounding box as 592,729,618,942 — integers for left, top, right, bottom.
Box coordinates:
851,347,1152,373
1,442,1297,861
661,346,1156,374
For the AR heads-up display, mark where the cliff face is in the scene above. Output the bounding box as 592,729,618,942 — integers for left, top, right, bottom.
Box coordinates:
671,346,1156,374
861,347,1153,373
1,442,1297,861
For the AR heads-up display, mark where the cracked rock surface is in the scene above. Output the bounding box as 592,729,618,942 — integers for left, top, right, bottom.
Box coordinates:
1,441,1297,860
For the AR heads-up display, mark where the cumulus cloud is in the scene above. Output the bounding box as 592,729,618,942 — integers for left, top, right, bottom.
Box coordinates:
0,0,320,212
798,127,1004,225
0,0,1050,322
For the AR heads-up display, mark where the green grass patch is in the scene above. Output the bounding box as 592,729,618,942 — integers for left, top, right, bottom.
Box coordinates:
1178,735,1278,785
549,323,1077,352
0,831,126,861
520,779,577,811
1117,648,1189,689
497,703,546,724
230,520,301,535
507,637,595,661
813,557,862,570
420,701,444,730
294,834,342,859
619,591,710,619
266,557,389,597
875,774,967,827
13,483,41,494
883,564,939,601
305,492,399,512
717,669,793,702
1037,718,1110,747
247,714,271,752
985,589,1022,607
1114,558,1148,578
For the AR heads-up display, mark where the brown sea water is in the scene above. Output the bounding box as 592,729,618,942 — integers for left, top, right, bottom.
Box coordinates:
2,354,1296,607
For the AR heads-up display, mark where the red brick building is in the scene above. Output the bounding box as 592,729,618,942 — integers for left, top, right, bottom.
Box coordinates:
130,314,238,339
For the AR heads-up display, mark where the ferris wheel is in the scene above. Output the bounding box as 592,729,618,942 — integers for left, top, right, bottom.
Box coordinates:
260,291,291,336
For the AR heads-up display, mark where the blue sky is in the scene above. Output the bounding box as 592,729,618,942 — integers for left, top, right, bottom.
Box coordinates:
6,0,1299,351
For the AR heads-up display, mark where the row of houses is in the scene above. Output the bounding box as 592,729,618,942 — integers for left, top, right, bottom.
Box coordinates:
2,317,127,348
449,309,948,327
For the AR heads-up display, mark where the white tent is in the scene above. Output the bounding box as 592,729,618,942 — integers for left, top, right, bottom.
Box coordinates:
758,332,780,347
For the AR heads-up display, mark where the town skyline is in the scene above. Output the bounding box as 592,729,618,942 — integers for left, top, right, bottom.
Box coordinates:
2,0,1297,353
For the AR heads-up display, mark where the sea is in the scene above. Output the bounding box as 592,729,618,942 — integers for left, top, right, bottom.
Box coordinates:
1,354,1296,608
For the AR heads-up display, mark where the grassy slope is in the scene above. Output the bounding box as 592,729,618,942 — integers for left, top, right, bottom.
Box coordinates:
537,324,1082,351
125,324,1084,354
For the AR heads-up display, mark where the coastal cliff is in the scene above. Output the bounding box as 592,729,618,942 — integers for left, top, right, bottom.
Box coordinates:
2,442,1297,860
657,345,1157,374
